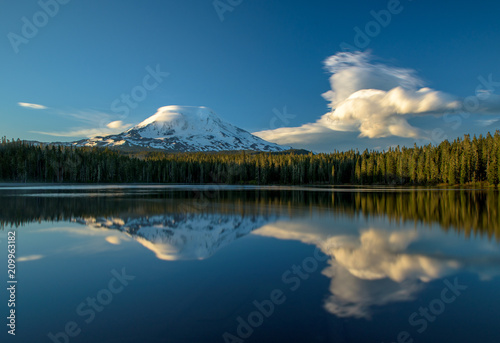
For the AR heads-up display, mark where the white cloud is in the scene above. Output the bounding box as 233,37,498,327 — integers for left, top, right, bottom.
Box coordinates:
105,236,123,245
18,102,48,110
31,111,132,138
107,120,125,129
255,51,461,144
321,51,423,107
32,126,130,138
255,123,331,145
476,118,500,127
320,86,458,138
18,254,44,262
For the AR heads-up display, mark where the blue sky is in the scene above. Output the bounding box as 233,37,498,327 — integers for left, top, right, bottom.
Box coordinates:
1,0,500,152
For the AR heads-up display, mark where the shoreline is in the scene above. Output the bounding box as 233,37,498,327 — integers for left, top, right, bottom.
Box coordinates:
0,182,496,191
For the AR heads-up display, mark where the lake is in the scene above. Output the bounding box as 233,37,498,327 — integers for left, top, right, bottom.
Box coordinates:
1,185,500,343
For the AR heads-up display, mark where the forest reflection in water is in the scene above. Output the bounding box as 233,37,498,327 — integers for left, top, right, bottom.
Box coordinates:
1,187,499,241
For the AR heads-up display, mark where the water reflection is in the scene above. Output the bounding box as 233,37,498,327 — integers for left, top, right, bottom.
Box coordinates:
255,219,500,319
1,186,500,325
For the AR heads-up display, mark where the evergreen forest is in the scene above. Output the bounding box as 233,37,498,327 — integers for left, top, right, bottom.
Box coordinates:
1,131,500,186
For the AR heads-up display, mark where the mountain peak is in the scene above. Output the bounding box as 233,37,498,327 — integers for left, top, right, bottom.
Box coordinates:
135,106,217,129
71,106,290,152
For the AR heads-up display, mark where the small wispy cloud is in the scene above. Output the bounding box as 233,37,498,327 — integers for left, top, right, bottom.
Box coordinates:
476,118,500,127
18,102,48,110
106,120,126,129
31,109,132,138
106,236,123,245
56,109,115,126
18,254,44,262
32,122,131,138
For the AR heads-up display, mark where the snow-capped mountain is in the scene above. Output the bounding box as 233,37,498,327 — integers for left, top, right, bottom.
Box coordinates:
75,213,275,260
71,106,289,152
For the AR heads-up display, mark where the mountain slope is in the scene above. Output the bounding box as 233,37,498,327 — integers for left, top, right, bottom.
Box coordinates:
72,106,289,152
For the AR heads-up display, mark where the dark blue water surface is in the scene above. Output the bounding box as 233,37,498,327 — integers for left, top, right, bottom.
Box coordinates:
1,185,500,343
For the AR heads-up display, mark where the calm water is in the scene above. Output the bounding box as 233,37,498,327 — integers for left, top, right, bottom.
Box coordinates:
1,185,500,343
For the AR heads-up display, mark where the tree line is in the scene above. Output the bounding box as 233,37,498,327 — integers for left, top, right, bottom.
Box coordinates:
0,131,499,185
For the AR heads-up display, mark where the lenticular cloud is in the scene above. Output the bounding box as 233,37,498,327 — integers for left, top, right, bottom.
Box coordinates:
321,51,459,138
321,51,423,107
255,51,459,142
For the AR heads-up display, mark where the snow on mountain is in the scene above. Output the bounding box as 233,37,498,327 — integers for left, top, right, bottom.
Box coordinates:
72,106,289,152
75,213,275,260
